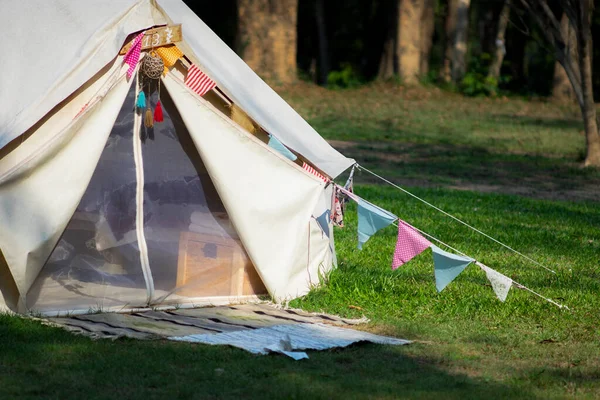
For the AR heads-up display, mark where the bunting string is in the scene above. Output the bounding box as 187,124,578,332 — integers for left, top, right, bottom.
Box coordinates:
476,263,568,309
335,184,566,309
393,221,467,258
357,164,556,274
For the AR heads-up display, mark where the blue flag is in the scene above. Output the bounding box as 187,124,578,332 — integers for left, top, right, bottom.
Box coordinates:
315,210,331,238
268,135,297,161
431,245,474,292
357,198,397,249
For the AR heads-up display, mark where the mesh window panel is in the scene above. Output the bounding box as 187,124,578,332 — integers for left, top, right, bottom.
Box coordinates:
27,85,148,312
141,82,266,305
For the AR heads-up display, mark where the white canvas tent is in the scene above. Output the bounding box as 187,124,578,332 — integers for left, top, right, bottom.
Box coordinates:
0,0,355,315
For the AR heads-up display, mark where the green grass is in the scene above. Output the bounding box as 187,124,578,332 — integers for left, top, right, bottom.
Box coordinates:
2,84,600,399
283,82,600,202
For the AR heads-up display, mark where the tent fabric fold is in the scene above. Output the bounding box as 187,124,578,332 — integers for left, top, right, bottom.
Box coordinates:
162,74,327,300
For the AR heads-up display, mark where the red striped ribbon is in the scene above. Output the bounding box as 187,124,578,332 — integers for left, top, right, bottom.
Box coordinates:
185,64,216,96
302,162,328,182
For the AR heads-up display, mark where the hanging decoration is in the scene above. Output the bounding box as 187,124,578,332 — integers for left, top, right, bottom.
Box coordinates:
431,245,474,292
330,177,564,308
156,44,184,75
477,262,513,302
124,32,145,80
136,90,146,110
268,135,297,161
153,100,164,122
392,221,432,269
332,193,344,227
140,51,165,80
136,51,166,138
185,64,216,97
357,198,397,250
344,165,355,193
315,210,331,239
144,107,154,128
302,162,328,182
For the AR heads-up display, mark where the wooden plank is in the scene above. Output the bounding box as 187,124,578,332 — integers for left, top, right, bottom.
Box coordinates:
119,25,182,55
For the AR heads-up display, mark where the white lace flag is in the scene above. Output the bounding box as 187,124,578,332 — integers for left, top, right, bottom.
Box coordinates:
477,262,513,302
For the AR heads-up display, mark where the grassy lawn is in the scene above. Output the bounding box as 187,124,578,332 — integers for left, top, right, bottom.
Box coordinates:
2,85,600,399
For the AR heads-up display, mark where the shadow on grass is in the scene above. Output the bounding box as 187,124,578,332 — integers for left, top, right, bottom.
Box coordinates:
0,314,533,400
491,114,582,131
331,140,600,202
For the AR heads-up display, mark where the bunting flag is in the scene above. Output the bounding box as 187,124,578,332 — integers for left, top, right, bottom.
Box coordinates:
344,165,355,193
302,162,328,182
185,64,217,96
431,245,474,292
124,32,145,80
477,262,513,302
392,221,432,269
156,44,184,75
268,135,297,161
332,195,344,227
357,198,397,250
315,210,331,238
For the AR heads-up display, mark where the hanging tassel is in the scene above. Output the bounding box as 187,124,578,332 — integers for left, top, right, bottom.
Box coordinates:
136,90,146,110
144,107,154,128
154,100,164,123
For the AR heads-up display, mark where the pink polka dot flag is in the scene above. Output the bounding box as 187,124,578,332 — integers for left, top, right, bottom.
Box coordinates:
124,32,145,80
392,220,432,269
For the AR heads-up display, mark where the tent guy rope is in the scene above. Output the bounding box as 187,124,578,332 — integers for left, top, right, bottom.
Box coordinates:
357,164,557,274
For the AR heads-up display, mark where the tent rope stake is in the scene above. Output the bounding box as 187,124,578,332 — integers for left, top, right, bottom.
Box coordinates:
357,164,557,274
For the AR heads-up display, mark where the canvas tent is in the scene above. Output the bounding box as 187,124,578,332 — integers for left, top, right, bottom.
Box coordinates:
0,0,355,315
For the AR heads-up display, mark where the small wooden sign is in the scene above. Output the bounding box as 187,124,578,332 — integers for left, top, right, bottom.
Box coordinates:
119,24,182,55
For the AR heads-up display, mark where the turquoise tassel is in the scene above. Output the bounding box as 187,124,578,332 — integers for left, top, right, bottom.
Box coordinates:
136,91,146,109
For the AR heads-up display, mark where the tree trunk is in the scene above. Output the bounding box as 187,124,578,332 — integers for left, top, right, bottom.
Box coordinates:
440,0,458,83
552,13,578,101
451,0,471,82
397,0,423,84
378,1,398,80
315,0,330,85
577,2,600,166
488,0,511,80
237,0,298,83
420,0,435,76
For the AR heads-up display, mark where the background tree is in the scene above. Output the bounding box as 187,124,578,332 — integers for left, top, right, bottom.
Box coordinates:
420,0,436,76
440,0,458,82
378,0,399,80
314,0,330,85
552,12,578,101
237,0,298,83
488,0,511,80
397,0,424,84
451,0,471,82
519,0,600,166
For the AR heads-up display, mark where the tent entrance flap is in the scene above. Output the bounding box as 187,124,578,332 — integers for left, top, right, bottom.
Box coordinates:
139,80,267,305
27,82,267,313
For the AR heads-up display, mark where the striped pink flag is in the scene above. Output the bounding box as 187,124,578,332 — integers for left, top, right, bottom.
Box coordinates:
392,220,431,269
185,64,216,96
302,162,328,182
